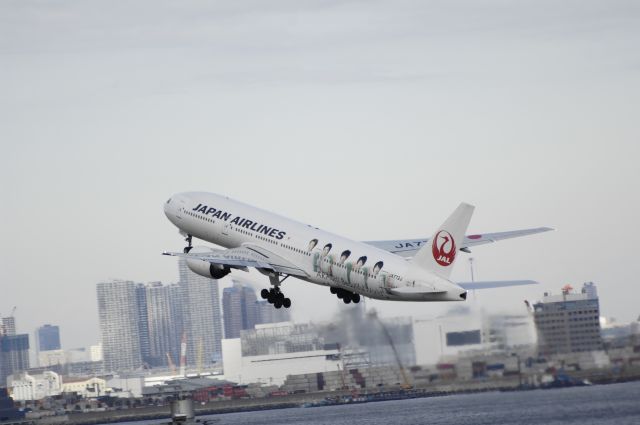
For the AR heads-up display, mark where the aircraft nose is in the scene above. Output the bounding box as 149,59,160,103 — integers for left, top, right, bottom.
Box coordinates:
164,197,174,218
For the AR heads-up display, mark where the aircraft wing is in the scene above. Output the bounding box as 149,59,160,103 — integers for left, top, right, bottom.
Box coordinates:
162,243,309,278
364,227,553,258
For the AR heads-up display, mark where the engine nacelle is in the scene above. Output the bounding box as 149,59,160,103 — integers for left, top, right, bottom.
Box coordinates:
186,247,231,280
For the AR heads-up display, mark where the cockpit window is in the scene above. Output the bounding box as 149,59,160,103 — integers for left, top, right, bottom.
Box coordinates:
166,198,172,204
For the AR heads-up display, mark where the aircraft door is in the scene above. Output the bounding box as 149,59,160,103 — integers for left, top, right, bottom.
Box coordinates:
220,222,233,244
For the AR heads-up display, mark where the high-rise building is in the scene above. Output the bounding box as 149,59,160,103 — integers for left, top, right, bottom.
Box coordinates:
0,315,29,386
143,282,182,367
167,283,184,365
35,325,61,353
135,284,151,366
89,344,103,362
222,282,259,339
256,300,291,326
0,317,15,337
0,334,29,386
96,280,143,372
179,258,223,366
533,282,603,355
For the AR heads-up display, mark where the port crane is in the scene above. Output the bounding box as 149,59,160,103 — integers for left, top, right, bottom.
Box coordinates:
368,310,413,389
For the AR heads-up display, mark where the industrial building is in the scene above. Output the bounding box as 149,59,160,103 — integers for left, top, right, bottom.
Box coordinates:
412,307,536,366
533,282,603,355
219,313,419,387
7,371,107,401
222,322,342,385
281,364,412,392
7,371,62,401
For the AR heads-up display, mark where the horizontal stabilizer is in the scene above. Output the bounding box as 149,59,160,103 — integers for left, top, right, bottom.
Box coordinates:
365,227,553,258
457,280,538,290
388,286,447,296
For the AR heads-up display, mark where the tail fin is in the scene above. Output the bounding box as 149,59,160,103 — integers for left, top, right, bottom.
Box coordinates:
409,203,475,279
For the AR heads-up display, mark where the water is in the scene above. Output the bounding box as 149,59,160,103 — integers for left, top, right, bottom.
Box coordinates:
109,381,640,425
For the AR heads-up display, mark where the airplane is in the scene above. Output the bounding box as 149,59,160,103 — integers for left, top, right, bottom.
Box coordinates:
163,192,552,309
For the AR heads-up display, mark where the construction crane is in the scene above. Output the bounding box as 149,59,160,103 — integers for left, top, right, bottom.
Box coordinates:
179,332,187,377
166,352,177,374
197,338,203,375
337,363,348,390
368,310,412,390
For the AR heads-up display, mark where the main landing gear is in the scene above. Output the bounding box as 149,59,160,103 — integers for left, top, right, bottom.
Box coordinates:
258,271,292,309
260,287,292,309
329,287,361,304
183,234,193,253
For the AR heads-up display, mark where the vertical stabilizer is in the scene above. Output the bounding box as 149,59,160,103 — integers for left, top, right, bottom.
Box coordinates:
410,203,475,279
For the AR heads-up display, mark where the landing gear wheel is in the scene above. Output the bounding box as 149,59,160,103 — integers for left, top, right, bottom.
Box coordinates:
267,274,293,309
343,297,351,304
352,294,361,304
336,290,344,299
330,287,338,294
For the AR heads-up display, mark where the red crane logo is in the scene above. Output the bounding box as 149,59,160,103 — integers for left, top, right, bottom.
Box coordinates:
432,230,456,266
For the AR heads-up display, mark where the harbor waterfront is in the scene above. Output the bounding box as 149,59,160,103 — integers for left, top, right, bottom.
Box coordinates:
20,375,637,425
102,381,640,425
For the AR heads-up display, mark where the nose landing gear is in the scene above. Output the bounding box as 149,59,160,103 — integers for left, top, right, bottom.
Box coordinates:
183,234,193,253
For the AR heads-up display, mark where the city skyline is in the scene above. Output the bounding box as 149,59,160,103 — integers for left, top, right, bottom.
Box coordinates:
2,279,635,386
2,274,295,355
1,0,639,349
1,249,637,351
1,278,628,364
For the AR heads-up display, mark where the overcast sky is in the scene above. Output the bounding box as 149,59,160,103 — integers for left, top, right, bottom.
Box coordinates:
1,0,639,349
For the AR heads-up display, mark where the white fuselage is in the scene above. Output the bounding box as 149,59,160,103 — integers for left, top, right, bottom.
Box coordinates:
164,192,466,302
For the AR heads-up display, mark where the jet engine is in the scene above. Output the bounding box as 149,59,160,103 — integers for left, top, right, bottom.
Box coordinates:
186,246,231,280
